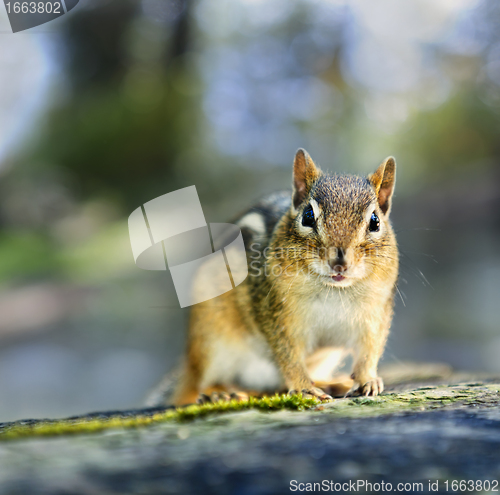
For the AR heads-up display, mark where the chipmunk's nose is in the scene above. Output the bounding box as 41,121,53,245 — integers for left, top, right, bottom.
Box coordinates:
328,248,348,273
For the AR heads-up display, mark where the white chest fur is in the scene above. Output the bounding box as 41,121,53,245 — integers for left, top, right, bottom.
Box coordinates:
300,287,371,352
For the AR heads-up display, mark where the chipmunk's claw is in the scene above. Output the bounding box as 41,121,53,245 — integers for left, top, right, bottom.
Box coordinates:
230,391,249,401
346,377,384,397
197,393,211,404
288,387,333,401
197,391,247,404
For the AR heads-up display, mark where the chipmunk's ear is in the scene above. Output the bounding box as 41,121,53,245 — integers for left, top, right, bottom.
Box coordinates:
293,148,321,210
368,156,396,215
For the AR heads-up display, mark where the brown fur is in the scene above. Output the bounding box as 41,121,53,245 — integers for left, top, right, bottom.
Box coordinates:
150,150,399,406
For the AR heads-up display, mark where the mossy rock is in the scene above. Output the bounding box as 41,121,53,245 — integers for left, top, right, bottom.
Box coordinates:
0,366,499,494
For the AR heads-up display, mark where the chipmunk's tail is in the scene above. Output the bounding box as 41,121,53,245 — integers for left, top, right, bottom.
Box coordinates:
144,364,184,407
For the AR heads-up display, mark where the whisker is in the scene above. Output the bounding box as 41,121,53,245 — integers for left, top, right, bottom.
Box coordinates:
399,251,433,289
395,228,441,233
395,284,406,307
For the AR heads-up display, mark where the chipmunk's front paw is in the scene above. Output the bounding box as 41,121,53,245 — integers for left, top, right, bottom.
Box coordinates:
196,391,248,404
346,377,384,397
197,391,231,404
288,387,333,401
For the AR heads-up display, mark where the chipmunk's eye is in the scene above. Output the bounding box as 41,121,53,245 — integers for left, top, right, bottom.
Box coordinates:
369,212,380,232
302,204,315,227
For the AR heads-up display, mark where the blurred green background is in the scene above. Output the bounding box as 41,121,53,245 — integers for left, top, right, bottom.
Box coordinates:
0,0,498,422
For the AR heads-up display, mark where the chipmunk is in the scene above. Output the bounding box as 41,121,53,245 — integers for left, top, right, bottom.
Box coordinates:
148,149,399,406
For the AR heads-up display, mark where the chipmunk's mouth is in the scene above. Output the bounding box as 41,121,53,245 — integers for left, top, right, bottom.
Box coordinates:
311,263,357,287
319,273,352,287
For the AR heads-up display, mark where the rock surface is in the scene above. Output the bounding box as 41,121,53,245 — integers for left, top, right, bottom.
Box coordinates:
0,365,499,494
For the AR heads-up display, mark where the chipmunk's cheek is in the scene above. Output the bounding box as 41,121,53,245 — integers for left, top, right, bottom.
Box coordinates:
309,261,331,277
355,259,370,278
352,262,370,282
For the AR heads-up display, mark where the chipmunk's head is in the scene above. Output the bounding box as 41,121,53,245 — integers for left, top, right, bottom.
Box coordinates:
290,149,397,288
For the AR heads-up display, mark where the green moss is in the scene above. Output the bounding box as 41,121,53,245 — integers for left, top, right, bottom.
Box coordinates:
0,394,320,441
0,384,497,441
316,383,500,419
